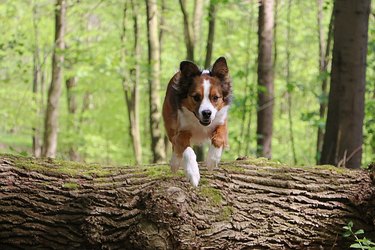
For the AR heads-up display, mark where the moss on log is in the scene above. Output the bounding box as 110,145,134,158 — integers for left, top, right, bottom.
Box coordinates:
0,154,374,249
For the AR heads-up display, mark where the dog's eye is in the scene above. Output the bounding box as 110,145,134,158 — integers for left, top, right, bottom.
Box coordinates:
192,95,201,102
212,96,219,102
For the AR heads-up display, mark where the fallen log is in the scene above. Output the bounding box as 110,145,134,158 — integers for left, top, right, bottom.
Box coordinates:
0,154,374,249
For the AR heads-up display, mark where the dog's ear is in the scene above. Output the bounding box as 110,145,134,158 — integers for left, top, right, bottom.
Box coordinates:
211,57,229,79
180,61,200,78
212,57,232,104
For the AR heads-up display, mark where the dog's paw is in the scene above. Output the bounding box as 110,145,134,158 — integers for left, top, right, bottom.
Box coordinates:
183,147,200,187
170,153,182,174
206,145,223,171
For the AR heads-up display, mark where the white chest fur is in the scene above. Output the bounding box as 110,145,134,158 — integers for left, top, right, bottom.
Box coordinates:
177,106,228,145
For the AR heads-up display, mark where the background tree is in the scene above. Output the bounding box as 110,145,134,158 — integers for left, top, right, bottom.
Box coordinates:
204,0,217,69
31,3,42,157
316,0,334,163
42,0,66,158
284,0,297,164
146,0,166,163
120,1,142,164
178,0,205,160
320,0,371,168
256,0,275,159
65,76,79,161
0,1,373,167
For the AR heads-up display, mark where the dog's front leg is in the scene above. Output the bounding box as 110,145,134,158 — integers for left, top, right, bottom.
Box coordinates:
172,131,200,187
207,123,228,170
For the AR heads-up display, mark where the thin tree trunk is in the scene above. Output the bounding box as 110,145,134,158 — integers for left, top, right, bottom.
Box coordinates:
42,0,66,158
120,1,142,165
159,0,166,63
32,2,42,157
256,0,274,159
130,0,142,165
316,0,334,163
238,5,255,155
285,0,297,165
179,0,195,61
179,0,205,161
146,0,166,163
320,0,370,168
193,0,204,58
159,0,171,156
65,77,80,161
204,0,217,69
1,154,374,249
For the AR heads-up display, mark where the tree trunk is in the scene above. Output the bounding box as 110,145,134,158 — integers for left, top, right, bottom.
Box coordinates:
65,77,80,161
0,154,374,249
320,0,370,168
146,0,166,163
204,0,217,69
120,1,142,165
256,0,274,159
193,0,204,57
42,0,66,158
316,0,334,164
179,0,205,161
179,0,195,62
285,0,297,165
238,5,256,156
32,3,42,158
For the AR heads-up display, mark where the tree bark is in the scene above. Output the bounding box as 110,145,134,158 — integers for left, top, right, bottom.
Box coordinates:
193,0,204,57
204,0,217,69
42,0,66,158
121,1,142,165
178,0,205,161
65,77,80,161
32,3,42,158
256,0,274,159
285,0,297,165
0,154,374,249
320,0,370,168
316,0,334,164
146,0,166,163
179,0,195,62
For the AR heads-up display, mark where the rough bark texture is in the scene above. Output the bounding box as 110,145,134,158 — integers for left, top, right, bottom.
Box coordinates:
1,154,374,249
146,0,166,163
42,0,66,158
256,0,274,159
320,0,370,168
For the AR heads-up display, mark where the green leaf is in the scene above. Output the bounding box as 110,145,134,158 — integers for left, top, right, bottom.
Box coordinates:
355,229,365,235
350,243,363,249
348,221,354,228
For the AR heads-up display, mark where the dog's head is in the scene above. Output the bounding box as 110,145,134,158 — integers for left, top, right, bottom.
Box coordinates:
174,57,232,126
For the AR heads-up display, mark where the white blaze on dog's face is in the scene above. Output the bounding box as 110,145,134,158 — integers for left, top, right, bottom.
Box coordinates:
179,57,231,126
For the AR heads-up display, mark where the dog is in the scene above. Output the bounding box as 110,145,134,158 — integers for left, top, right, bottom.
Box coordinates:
162,57,232,186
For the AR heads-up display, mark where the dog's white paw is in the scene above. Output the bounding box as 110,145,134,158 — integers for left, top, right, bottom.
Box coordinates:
183,147,200,187
206,145,223,171
170,153,182,173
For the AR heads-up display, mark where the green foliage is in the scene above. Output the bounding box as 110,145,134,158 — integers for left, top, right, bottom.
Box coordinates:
0,0,373,167
343,221,375,250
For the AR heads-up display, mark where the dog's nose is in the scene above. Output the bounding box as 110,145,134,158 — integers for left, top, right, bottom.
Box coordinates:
202,110,212,119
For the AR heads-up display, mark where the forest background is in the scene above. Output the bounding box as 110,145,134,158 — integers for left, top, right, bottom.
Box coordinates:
0,0,374,167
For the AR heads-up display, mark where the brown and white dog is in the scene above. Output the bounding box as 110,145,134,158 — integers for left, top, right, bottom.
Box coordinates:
162,57,232,186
